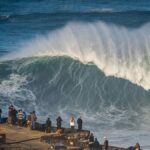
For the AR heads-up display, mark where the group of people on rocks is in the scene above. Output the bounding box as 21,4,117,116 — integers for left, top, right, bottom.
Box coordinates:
69,116,83,131
27,111,37,129
0,106,142,150
8,105,26,127
45,116,83,133
6,105,83,132
6,105,36,129
127,143,142,150
88,133,108,150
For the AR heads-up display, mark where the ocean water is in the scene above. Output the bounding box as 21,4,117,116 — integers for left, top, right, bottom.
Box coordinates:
1,0,150,149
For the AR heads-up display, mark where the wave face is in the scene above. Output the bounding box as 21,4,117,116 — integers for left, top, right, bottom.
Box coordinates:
3,22,150,90
0,56,150,130
1,21,150,148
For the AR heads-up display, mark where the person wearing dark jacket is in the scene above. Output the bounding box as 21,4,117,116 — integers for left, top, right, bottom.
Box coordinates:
45,118,51,133
12,108,18,125
94,138,102,150
22,111,27,126
127,146,135,150
56,116,62,129
104,137,109,150
77,116,82,131
89,133,94,150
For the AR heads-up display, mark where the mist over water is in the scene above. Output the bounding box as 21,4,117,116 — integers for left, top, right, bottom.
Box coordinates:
3,21,150,90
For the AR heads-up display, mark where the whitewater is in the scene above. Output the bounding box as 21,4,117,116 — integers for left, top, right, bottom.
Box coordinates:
2,21,150,90
0,21,150,149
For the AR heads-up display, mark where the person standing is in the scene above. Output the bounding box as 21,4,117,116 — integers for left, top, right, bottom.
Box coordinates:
22,111,27,126
12,107,18,125
27,112,32,127
31,111,37,130
77,116,82,131
45,118,52,133
18,109,23,127
8,105,14,125
135,142,141,150
104,137,109,150
70,116,75,130
89,133,94,150
56,116,62,129
0,108,2,123
93,138,102,150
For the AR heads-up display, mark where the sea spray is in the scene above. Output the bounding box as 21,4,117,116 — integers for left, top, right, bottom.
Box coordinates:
2,21,150,90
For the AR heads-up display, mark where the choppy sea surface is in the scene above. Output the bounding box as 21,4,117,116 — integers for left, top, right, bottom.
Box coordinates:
1,1,150,149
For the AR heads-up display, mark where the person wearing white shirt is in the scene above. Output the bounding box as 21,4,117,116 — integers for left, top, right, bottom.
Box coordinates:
70,116,75,130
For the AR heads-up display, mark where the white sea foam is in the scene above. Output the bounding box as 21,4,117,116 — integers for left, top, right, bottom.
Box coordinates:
1,21,150,90
0,74,37,113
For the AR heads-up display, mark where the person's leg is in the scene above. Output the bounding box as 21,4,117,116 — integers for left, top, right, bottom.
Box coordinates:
30,121,33,129
79,125,82,131
92,144,94,150
89,144,92,150
80,125,82,130
20,120,22,126
18,119,20,126
10,117,12,124
33,121,35,129
18,119,22,127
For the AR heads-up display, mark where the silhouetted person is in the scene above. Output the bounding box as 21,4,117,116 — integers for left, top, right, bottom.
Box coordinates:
22,111,27,126
56,116,62,129
104,137,109,150
31,111,37,130
89,133,94,150
45,118,51,133
77,116,82,131
12,107,18,125
127,146,135,150
94,138,101,150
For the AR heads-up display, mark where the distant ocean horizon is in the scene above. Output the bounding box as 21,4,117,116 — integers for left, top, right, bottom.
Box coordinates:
1,1,150,149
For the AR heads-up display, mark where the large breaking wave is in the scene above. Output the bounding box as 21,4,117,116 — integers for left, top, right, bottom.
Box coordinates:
0,21,150,131
0,56,150,130
2,21,150,90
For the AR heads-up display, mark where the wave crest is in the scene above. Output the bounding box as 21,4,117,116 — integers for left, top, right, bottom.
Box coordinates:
2,21,150,90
